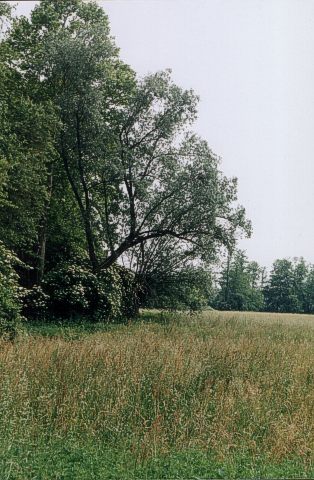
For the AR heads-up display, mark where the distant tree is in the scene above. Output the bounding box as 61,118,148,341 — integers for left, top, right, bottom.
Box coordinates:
215,250,264,311
304,265,314,313
246,260,265,310
292,257,308,313
264,259,299,313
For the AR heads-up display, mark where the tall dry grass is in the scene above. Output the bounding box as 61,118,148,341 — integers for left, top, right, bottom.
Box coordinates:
0,311,313,464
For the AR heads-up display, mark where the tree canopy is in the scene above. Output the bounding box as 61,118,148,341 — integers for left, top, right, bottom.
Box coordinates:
1,0,250,282
0,0,314,331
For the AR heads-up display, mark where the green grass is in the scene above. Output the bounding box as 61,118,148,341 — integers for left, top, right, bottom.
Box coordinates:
1,310,314,479
26,318,116,339
1,441,313,479
25,309,162,339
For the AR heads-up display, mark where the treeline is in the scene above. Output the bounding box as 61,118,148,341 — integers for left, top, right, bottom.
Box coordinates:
215,251,314,314
1,1,313,339
0,0,249,336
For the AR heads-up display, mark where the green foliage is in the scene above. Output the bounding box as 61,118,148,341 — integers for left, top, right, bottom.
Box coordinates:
1,0,314,319
143,267,213,312
0,94,56,254
0,2,11,38
264,259,298,313
0,241,23,339
215,254,314,314
7,0,249,274
22,285,50,320
117,265,140,318
215,250,265,311
44,175,87,268
0,440,311,480
38,260,135,322
97,72,251,270
0,5,58,271
0,0,251,320
304,265,314,313
92,267,125,322
264,257,312,313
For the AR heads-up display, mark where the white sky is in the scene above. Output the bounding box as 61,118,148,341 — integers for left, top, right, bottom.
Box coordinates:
10,0,314,268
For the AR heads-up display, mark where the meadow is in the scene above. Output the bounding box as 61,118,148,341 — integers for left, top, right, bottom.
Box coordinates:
1,310,314,479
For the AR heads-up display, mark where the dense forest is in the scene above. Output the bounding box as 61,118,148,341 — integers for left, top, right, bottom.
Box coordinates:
215,251,314,313
0,0,312,339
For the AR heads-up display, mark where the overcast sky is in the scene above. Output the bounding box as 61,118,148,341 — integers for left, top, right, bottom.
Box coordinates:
11,0,314,268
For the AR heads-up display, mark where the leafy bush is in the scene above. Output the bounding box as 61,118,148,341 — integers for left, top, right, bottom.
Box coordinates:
0,241,23,339
35,260,136,322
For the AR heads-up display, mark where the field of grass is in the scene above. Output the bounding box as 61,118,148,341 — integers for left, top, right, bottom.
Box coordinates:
1,310,314,479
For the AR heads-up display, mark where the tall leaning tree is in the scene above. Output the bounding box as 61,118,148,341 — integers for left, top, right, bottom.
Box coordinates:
93,68,251,272
8,0,251,277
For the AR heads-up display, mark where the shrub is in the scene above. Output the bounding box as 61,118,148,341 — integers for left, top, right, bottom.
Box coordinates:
88,267,125,322
22,285,50,320
0,241,23,339
42,262,94,318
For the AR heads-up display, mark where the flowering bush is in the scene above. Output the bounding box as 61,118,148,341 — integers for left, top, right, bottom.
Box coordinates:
42,263,92,316
40,261,136,322
88,266,124,322
22,285,50,319
0,241,23,339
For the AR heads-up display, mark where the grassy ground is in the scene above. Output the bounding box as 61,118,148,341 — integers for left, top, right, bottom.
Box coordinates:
1,310,314,479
